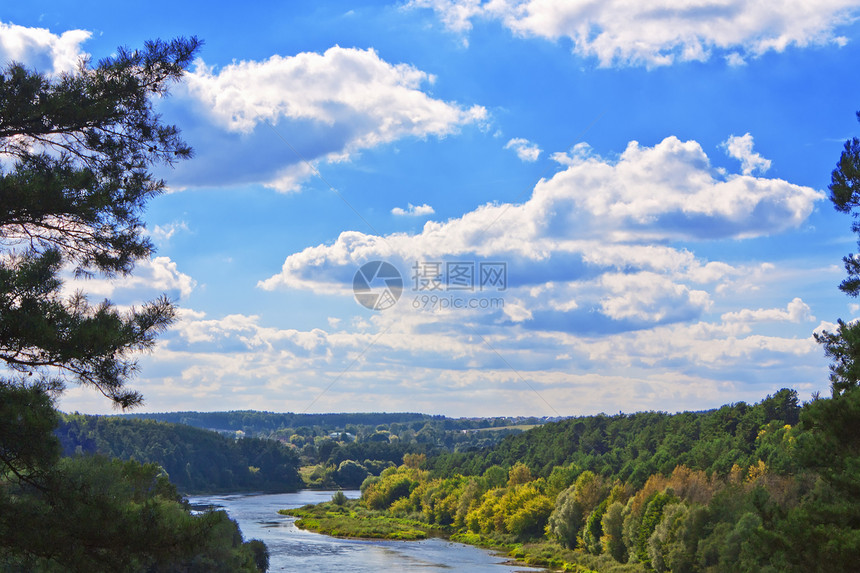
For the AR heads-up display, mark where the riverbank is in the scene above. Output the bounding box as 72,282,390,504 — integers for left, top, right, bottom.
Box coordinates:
192,491,545,572
279,498,441,540
280,498,640,572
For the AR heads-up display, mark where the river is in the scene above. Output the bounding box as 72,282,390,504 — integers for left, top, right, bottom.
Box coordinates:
188,490,546,572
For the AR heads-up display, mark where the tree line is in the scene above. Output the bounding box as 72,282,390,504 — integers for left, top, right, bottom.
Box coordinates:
428,389,800,486
57,414,302,493
355,389,859,571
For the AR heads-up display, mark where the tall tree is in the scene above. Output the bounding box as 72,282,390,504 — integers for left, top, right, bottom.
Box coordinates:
0,37,199,408
815,114,860,395
0,37,266,571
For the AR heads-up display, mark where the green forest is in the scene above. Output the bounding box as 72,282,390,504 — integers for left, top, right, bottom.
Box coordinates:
287,387,860,572
56,415,303,493
53,409,543,491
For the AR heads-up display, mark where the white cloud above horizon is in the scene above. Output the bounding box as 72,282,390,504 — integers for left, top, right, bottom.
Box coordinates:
392,203,436,216
151,221,191,244
172,46,487,191
722,133,772,175
63,256,196,302
0,20,90,74
410,0,860,67
259,136,823,304
505,137,542,161
56,300,830,416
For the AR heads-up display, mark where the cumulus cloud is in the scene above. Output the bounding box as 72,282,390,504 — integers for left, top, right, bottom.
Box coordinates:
261,135,821,297
410,0,859,67
721,133,772,175
392,203,436,216
721,297,814,324
504,137,542,162
503,302,533,322
599,272,711,323
0,21,90,74
64,256,196,301
259,135,821,337
173,46,486,191
540,137,820,240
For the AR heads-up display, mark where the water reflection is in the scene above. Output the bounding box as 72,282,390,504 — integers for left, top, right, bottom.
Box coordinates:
188,491,545,573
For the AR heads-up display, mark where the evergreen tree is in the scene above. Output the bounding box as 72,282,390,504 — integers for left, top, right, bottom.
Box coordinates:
0,37,266,571
0,37,200,407
816,114,860,395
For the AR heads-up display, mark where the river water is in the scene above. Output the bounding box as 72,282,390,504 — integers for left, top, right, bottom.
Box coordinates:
188,490,545,572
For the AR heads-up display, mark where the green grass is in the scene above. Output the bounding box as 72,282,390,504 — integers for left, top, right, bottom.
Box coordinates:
279,500,440,540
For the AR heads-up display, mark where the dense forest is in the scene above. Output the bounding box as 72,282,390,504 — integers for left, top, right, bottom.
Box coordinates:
428,389,800,484
56,415,303,493
54,410,542,491
333,387,860,572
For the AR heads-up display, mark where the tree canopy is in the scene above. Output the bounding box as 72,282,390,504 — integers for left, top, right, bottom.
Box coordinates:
816,112,860,395
0,36,268,571
0,36,199,408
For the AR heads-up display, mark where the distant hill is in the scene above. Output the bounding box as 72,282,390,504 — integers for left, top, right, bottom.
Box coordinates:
115,410,554,435
117,411,439,433
428,389,802,486
56,414,303,494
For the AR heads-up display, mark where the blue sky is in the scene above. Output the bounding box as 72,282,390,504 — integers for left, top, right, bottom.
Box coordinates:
5,1,860,416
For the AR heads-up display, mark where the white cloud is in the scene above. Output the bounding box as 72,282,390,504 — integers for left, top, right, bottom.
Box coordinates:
599,272,711,323
392,203,436,216
411,0,859,67
504,137,542,162
151,221,190,243
56,304,829,416
0,21,90,74
503,302,533,322
176,46,487,191
725,52,747,67
259,136,821,340
262,136,821,297
540,137,820,240
576,318,819,371
65,256,196,301
721,133,772,175
721,297,814,324
410,0,485,34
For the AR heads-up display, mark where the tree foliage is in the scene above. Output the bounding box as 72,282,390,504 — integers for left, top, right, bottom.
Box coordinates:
429,390,802,484
0,37,200,407
815,112,860,395
0,37,268,571
56,414,302,493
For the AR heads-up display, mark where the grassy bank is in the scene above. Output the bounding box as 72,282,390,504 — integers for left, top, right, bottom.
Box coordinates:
280,497,647,572
449,532,647,573
279,499,440,540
